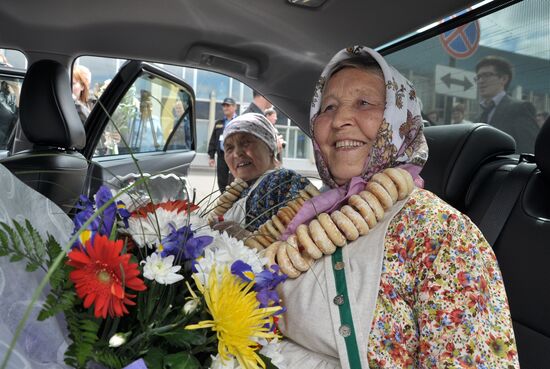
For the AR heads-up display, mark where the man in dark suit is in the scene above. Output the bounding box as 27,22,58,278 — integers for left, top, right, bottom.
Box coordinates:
475,56,538,153
208,97,237,193
243,90,271,114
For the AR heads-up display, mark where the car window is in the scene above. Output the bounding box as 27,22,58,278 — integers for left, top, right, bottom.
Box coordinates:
0,49,26,152
93,71,193,156
77,56,313,160
385,0,550,154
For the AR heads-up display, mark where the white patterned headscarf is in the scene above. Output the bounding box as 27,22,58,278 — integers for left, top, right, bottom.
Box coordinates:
281,46,429,238
223,113,278,158
310,46,428,189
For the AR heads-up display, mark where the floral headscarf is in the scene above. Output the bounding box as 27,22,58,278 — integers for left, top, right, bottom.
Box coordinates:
282,46,428,239
310,45,428,188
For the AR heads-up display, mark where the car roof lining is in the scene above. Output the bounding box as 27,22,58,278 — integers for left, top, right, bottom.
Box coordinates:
0,0,508,131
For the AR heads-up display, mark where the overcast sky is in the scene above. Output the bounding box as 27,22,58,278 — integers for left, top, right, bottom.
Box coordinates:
479,0,549,60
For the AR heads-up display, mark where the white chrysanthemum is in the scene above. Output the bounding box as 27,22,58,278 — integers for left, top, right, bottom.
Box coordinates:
210,354,239,369
141,253,183,285
194,231,266,285
188,213,210,233
127,208,188,248
259,338,287,369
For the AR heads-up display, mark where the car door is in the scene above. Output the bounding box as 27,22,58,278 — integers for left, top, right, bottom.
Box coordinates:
82,60,196,194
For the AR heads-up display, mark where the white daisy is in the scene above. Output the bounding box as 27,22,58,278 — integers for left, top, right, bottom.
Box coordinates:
141,253,183,285
127,208,188,248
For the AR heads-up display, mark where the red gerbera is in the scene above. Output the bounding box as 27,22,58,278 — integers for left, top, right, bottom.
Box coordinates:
132,200,198,218
67,234,147,318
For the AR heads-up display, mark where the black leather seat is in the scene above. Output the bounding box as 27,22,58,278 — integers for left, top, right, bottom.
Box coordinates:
421,123,516,212
0,60,88,213
466,118,550,369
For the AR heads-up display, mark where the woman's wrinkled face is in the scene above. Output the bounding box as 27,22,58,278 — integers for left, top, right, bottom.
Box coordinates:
313,67,385,186
224,132,275,182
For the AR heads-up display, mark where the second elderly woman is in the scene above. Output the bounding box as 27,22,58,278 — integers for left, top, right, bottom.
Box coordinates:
209,113,314,234
267,47,519,368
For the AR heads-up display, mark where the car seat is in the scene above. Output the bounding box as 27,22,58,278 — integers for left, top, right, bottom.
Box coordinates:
466,118,550,369
0,60,88,213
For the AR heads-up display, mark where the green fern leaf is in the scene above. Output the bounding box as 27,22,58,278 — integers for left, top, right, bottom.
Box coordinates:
25,219,46,260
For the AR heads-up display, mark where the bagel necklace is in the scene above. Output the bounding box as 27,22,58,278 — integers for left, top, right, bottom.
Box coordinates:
246,167,415,279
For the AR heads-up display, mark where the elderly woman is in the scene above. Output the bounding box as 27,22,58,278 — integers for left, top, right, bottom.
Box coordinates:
210,113,312,233
272,47,518,368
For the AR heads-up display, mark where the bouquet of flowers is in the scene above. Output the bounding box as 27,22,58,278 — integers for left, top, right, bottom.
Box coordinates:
0,175,287,369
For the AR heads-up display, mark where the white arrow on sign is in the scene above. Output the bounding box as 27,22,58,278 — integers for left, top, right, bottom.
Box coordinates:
435,65,477,99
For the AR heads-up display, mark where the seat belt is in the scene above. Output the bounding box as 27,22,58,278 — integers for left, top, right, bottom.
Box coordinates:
479,156,537,246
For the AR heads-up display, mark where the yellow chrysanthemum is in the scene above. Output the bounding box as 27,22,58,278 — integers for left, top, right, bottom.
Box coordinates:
186,267,281,369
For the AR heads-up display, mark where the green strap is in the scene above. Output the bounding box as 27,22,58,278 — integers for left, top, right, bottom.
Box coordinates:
331,247,362,369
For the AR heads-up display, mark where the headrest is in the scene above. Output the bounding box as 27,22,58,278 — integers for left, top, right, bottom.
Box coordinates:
421,123,516,211
535,117,550,181
19,60,86,149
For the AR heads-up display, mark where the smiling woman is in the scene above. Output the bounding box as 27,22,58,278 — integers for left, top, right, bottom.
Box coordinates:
275,46,519,369
214,113,314,232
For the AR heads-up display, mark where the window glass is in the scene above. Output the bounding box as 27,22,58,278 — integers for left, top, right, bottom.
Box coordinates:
195,69,229,100
231,79,242,101
77,56,124,103
94,71,193,156
385,0,550,153
0,49,26,151
0,49,26,69
0,75,22,150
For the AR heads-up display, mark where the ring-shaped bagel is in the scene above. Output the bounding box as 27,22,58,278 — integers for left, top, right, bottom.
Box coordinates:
330,210,359,241
309,219,336,254
264,220,281,239
296,224,323,259
384,168,408,200
366,182,394,210
277,241,301,278
286,235,312,272
271,215,286,233
348,194,378,228
358,190,385,221
317,213,346,246
372,172,398,203
396,167,415,194
341,205,369,236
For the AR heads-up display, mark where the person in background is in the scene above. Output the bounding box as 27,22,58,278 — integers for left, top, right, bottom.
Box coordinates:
72,65,92,123
264,107,286,164
243,90,272,114
426,110,440,125
451,103,472,124
475,55,538,153
208,97,237,193
276,46,518,369
220,113,312,231
536,111,549,128
170,99,192,149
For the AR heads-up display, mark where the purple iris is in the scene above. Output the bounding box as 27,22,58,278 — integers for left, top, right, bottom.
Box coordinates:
71,186,132,249
94,185,117,236
255,265,287,310
160,225,213,262
231,260,254,282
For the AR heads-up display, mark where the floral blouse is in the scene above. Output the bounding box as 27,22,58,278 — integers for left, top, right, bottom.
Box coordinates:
367,188,518,368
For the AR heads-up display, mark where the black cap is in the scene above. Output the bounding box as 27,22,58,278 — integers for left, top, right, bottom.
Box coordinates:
222,97,236,105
